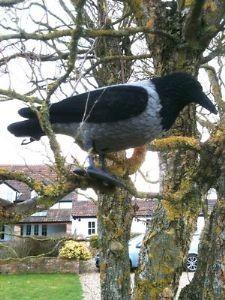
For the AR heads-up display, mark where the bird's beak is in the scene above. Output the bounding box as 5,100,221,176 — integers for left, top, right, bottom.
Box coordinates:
198,93,217,114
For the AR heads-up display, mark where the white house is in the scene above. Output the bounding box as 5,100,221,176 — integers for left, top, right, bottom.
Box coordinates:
0,165,217,242
0,181,20,241
0,165,74,241
72,198,155,238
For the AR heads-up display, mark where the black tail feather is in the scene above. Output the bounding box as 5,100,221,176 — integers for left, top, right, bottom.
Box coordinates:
7,119,44,140
18,107,37,118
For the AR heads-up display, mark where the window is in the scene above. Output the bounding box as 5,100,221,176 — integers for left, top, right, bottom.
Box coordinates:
20,225,24,236
0,224,5,240
34,224,39,236
42,224,47,236
31,211,47,217
26,224,31,236
88,221,96,235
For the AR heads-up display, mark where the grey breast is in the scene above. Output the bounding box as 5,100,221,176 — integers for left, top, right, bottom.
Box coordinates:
53,81,163,153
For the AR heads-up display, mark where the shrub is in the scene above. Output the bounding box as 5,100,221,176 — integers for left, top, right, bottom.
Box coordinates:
0,236,64,259
59,240,92,260
89,235,99,249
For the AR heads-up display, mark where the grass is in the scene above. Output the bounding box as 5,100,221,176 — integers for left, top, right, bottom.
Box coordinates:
0,273,83,300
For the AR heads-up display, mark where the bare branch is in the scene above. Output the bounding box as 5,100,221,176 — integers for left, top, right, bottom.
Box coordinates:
138,169,159,184
201,45,225,64
183,0,206,42
46,1,86,99
125,177,162,200
203,64,225,115
0,26,177,43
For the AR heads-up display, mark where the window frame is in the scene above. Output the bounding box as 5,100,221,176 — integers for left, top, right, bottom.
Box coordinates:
88,221,96,235
42,224,47,236
0,224,5,240
26,224,31,236
34,224,39,236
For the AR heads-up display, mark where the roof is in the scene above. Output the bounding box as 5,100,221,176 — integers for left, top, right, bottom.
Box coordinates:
133,199,155,217
72,199,155,218
72,200,97,217
0,165,59,201
20,209,72,223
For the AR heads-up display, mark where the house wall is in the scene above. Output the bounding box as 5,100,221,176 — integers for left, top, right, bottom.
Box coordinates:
66,223,72,235
47,224,67,235
72,217,150,238
0,224,14,241
0,183,17,203
72,217,97,238
131,218,149,234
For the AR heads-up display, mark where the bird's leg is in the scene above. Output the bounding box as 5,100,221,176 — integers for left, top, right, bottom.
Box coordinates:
85,153,124,188
73,141,124,188
99,152,106,170
73,144,94,176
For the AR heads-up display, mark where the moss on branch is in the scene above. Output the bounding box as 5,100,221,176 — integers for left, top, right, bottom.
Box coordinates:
151,136,201,152
0,88,42,104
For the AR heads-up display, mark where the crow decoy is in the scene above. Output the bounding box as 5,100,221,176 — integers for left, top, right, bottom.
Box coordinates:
8,73,217,186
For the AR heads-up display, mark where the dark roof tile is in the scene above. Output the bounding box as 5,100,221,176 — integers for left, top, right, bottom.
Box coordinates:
72,199,155,218
20,209,72,223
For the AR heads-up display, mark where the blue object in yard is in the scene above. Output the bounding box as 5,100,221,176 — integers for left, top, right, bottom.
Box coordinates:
128,234,144,268
95,234,144,269
95,230,202,272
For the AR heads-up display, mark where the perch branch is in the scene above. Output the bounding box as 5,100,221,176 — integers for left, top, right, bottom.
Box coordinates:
150,136,201,152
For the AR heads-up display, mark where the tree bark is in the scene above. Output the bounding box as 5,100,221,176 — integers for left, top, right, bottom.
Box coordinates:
97,188,134,300
179,199,225,299
180,135,225,299
132,1,222,298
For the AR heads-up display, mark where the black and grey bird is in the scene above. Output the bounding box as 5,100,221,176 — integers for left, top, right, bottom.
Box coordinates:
8,72,217,186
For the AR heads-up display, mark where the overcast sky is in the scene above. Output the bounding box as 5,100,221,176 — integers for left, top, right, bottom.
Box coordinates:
0,2,216,195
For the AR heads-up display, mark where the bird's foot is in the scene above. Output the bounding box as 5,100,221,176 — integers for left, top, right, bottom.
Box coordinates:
73,167,87,177
21,137,36,145
73,166,124,188
87,167,124,187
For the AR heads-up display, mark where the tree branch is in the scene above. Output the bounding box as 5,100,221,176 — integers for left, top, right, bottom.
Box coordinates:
0,26,177,43
150,136,201,152
183,0,206,42
46,0,86,100
203,64,225,115
0,88,42,104
201,45,225,64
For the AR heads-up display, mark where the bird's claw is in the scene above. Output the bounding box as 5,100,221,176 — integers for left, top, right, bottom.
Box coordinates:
73,166,124,188
73,168,87,177
21,138,35,145
86,167,124,187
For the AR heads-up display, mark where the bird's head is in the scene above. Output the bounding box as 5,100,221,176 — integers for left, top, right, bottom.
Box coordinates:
152,72,217,115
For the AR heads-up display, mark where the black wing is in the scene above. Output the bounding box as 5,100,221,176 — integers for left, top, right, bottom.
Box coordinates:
19,85,148,123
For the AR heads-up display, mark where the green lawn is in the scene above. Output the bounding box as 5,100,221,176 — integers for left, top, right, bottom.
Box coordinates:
0,273,83,300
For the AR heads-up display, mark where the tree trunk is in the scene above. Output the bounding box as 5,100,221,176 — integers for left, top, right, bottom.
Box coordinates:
134,45,202,300
131,1,223,297
180,143,225,299
97,188,134,300
179,199,225,299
